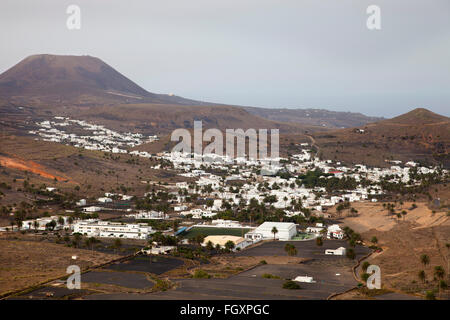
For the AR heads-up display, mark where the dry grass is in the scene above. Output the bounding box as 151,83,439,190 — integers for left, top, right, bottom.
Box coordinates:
0,237,119,296
338,202,450,297
167,255,307,280
0,133,183,203
338,201,449,233
360,223,449,295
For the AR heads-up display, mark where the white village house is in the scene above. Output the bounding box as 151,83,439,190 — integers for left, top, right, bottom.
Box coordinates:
325,247,346,255
73,220,153,240
327,224,344,239
246,222,297,241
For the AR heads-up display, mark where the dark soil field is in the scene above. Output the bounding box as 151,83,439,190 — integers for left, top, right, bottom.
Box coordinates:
81,271,153,289
11,285,91,300
84,257,356,300
235,239,370,260
105,255,185,275
83,240,367,300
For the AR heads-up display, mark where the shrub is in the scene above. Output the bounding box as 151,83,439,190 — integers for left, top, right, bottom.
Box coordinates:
315,237,323,246
346,248,356,259
361,272,370,283
224,240,235,251
284,243,298,256
282,280,301,290
362,261,370,272
154,279,171,291
425,291,436,300
193,269,211,279
259,260,267,265
262,273,280,279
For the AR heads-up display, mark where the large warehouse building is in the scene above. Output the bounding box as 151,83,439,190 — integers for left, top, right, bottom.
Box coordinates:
245,222,297,241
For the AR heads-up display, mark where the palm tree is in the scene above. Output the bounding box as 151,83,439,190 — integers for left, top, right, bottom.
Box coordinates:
446,243,450,284
346,248,356,260
284,243,297,256
434,266,445,298
172,220,179,233
418,270,426,284
147,243,153,264
87,237,97,252
439,280,448,293
315,237,323,246
371,236,378,245
420,254,430,268
348,239,356,248
362,261,370,273
271,227,278,240
114,238,122,253
73,233,81,248
68,216,74,229
225,240,235,252
401,210,407,221
206,241,214,251
288,246,297,256
84,238,91,250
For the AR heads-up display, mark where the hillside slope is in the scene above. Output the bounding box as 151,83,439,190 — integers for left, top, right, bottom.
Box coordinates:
312,108,450,167
244,106,383,128
52,103,321,135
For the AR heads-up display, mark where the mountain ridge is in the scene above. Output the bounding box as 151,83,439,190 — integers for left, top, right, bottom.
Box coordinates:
312,107,450,168
0,54,205,106
385,108,449,125
244,106,384,128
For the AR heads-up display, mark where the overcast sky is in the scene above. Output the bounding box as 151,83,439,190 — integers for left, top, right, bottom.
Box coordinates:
1,0,449,117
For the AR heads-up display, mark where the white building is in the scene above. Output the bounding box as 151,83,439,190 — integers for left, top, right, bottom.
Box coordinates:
294,275,315,283
246,222,297,241
21,216,70,231
327,224,344,239
73,220,153,239
210,219,246,228
83,206,102,213
128,211,164,220
141,245,175,255
76,199,86,206
97,197,112,203
325,247,346,255
306,226,324,234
